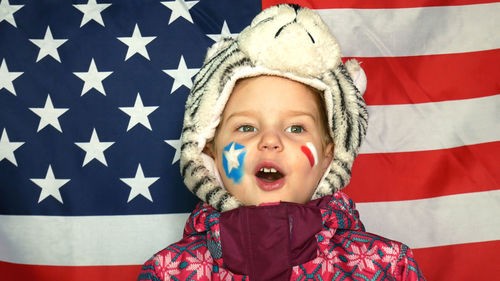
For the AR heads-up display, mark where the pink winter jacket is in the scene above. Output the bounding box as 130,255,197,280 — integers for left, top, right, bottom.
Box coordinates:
137,192,425,281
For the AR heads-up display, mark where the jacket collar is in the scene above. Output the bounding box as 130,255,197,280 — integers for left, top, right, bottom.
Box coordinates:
183,192,364,278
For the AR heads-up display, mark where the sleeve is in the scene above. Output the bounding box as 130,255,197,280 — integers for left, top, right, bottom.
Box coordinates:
137,247,194,281
396,244,426,281
137,257,163,281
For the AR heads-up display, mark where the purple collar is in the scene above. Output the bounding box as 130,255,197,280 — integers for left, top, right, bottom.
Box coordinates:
219,198,328,281
184,192,365,281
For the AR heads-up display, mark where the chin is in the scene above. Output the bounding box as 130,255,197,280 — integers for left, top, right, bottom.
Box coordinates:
256,193,295,205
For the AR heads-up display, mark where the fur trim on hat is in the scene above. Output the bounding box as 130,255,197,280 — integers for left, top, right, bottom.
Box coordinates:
180,4,368,211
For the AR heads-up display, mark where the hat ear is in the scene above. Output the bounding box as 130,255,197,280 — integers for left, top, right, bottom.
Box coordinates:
345,59,367,96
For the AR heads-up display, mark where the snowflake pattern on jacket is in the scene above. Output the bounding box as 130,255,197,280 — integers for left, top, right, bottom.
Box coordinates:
138,192,425,281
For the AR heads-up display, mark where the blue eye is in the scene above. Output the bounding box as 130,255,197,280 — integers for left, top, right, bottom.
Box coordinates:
237,125,256,132
285,125,304,133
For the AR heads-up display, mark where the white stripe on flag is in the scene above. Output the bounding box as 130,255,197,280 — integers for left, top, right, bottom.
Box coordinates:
357,190,500,249
317,3,500,57
1,190,499,266
360,94,500,154
0,213,189,266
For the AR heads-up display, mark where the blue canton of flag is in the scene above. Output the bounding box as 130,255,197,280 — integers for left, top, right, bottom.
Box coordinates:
0,0,260,217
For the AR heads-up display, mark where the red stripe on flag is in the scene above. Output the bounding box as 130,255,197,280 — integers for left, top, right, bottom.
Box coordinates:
345,141,500,202
358,49,500,105
413,240,500,280
0,261,142,281
262,0,497,9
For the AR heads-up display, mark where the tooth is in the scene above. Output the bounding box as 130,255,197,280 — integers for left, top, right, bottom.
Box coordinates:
260,168,264,172
264,168,270,173
270,168,277,173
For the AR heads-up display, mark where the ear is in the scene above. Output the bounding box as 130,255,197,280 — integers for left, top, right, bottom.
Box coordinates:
203,141,215,158
321,142,334,171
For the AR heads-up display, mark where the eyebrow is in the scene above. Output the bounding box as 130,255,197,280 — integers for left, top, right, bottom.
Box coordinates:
285,110,317,121
225,110,258,123
225,110,317,122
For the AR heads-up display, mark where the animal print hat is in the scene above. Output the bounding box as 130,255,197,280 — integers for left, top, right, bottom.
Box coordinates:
180,4,368,211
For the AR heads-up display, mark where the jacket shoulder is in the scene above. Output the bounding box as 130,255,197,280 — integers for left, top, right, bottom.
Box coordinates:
323,229,425,280
137,234,211,281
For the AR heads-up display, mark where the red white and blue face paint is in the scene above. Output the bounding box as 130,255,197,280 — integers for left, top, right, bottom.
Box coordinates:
301,142,318,168
222,142,246,184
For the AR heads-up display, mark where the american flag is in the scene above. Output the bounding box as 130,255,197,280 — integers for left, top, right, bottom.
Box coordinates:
0,0,498,280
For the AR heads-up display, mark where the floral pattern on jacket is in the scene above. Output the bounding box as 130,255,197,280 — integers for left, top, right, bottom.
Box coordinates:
138,192,425,281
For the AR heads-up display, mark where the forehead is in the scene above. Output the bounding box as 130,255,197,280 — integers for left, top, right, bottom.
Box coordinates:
223,75,322,117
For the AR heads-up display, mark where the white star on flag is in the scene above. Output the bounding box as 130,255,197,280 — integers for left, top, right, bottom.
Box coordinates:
29,26,68,63
73,0,111,27
207,21,238,42
29,94,69,133
120,164,159,203
0,128,24,166
0,0,23,27
75,128,115,167
73,58,113,96
119,93,159,131
165,138,181,164
30,165,70,204
224,142,244,173
0,58,23,96
161,0,199,24
163,55,199,94
117,24,156,61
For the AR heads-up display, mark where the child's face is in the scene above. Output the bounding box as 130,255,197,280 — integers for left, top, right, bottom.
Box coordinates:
207,75,333,206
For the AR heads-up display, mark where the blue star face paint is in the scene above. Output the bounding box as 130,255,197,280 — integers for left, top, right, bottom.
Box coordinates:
222,142,246,184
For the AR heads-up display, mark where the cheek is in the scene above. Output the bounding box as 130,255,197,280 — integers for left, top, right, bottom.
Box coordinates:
300,142,318,168
222,141,247,184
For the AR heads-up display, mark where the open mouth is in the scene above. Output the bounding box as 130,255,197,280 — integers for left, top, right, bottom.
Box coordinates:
256,167,284,182
254,163,286,191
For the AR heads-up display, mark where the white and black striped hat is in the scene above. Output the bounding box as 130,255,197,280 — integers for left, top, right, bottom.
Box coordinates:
180,4,368,211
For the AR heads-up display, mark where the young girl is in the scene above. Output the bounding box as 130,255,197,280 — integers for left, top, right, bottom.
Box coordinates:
138,4,425,280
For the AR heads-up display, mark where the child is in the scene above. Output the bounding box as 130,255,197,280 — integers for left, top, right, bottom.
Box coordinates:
138,4,425,281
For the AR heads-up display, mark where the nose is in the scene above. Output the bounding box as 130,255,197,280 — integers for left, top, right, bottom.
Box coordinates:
258,130,283,152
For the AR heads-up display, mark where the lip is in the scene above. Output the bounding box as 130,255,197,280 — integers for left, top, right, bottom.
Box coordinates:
254,161,286,192
256,176,285,191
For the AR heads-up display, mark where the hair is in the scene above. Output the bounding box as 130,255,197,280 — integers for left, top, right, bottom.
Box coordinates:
307,85,333,149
